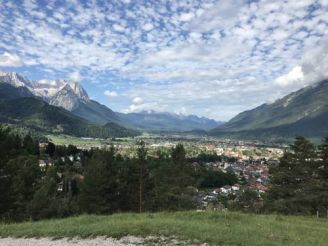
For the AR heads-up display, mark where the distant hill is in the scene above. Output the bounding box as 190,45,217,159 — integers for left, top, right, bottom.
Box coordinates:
117,110,223,132
210,80,328,140
0,83,138,138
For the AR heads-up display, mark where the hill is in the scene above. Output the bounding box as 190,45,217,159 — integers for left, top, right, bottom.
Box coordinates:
210,80,328,140
0,211,327,245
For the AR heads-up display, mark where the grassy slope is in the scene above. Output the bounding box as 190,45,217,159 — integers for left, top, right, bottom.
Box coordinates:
1,211,328,245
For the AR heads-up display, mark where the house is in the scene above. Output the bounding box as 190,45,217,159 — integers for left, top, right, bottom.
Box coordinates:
232,185,240,191
38,159,54,171
57,181,63,192
220,185,232,194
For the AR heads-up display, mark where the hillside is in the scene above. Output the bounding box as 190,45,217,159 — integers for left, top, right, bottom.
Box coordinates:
0,211,327,245
210,80,328,139
72,99,121,125
0,83,34,99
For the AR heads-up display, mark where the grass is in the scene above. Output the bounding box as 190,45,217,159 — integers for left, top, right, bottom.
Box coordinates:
1,211,328,245
46,134,105,145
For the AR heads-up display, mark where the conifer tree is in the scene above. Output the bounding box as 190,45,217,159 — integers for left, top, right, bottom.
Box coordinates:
266,137,318,214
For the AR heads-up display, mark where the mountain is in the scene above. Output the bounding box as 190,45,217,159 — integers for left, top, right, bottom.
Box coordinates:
0,71,120,125
210,79,328,140
0,70,222,133
118,110,222,132
0,82,138,138
50,84,84,111
0,71,36,88
73,100,121,125
0,83,34,99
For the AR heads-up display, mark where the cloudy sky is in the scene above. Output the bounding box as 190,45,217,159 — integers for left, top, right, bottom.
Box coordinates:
0,0,328,120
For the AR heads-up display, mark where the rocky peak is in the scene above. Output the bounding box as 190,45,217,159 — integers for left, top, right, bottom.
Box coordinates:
49,84,82,111
0,71,35,88
67,81,89,101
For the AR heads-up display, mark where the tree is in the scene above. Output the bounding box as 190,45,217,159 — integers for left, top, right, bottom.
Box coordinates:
79,149,119,213
45,142,56,158
316,137,328,214
265,137,319,214
137,141,148,213
23,135,39,155
6,155,41,220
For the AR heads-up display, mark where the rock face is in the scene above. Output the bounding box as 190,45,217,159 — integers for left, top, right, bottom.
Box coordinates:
49,82,89,111
50,84,82,111
0,71,35,88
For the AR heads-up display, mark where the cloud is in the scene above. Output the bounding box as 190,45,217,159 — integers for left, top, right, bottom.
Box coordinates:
275,66,304,88
301,37,328,83
0,52,23,67
132,97,143,104
142,23,154,31
112,23,125,32
179,12,195,22
104,90,118,98
69,71,81,81
1,0,328,120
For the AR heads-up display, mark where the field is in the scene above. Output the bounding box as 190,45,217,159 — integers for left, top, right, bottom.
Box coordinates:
1,211,328,245
46,134,106,145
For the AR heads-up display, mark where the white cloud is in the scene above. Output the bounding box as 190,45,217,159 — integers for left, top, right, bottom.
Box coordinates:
0,52,23,67
69,71,81,81
132,96,143,104
301,37,328,83
112,23,125,32
104,90,118,98
179,12,195,22
1,0,328,120
275,66,304,88
142,23,154,31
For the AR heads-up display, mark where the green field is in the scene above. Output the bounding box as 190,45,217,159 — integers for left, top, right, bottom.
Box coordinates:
46,134,107,145
0,211,327,245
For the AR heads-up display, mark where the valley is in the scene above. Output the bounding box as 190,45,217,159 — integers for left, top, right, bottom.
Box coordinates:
1,1,328,245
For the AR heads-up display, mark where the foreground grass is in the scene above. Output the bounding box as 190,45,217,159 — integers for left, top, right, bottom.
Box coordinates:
0,211,328,245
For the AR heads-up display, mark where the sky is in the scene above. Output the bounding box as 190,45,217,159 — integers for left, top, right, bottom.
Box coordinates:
0,0,328,121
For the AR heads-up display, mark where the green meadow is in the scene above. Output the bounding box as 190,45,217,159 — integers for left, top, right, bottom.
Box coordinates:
1,211,328,245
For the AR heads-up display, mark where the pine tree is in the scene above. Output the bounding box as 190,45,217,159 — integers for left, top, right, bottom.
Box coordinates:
266,137,318,214
317,137,328,214
79,148,119,213
136,141,149,213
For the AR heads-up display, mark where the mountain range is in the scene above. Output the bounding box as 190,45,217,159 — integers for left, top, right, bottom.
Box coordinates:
210,79,328,140
0,71,222,135
2,70,327,141
117,111,222,132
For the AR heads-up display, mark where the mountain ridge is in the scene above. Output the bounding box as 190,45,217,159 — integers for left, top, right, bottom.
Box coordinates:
210,79,328,140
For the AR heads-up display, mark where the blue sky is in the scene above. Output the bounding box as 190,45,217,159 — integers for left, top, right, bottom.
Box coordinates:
0,0,328,120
